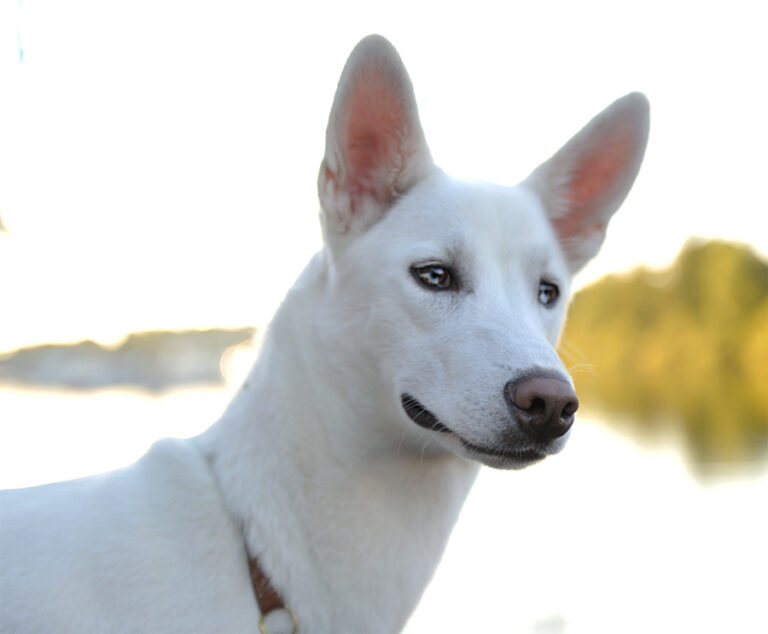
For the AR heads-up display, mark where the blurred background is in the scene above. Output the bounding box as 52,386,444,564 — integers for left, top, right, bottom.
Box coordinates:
1,1,766,632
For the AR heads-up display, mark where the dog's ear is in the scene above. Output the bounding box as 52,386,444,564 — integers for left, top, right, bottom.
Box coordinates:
525,93,650,273
318,35,433,245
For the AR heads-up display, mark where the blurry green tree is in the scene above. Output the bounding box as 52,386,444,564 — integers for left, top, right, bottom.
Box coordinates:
560,240,768,476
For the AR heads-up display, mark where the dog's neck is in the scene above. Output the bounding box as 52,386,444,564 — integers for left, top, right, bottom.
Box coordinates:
195,256,480,633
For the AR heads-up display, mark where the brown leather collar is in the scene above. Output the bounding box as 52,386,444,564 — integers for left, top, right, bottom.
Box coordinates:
248,555,286,616
248,555,298,633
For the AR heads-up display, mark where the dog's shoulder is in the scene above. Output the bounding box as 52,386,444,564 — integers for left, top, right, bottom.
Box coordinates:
0,437,221,539
0,438,258,632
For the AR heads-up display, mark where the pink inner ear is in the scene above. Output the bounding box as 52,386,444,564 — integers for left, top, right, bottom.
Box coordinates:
342,70,408,209
553,130,636,239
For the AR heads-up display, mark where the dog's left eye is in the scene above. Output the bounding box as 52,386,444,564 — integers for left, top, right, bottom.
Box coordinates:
538,281,559,306
412,265,453,290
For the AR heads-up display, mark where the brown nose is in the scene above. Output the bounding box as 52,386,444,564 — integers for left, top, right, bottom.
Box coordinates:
506,376,578,442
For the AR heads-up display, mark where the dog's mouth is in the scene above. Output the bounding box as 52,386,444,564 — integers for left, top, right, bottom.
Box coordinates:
401,394,451,433
400,393,546,467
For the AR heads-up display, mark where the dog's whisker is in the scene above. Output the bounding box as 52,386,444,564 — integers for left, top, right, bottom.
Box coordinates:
566,363,597,376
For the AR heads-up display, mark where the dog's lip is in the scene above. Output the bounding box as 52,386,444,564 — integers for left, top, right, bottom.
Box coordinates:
400,394,546,465
401,394,451,433
458,439,546,464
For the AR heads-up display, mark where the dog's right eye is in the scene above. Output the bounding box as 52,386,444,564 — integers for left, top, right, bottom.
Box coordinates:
538,281,560,307
412,264,453,290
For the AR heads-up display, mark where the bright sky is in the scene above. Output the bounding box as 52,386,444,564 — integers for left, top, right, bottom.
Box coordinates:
1,0,766,351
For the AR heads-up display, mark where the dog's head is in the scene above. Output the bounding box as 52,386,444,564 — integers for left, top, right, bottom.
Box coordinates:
315,35,649,469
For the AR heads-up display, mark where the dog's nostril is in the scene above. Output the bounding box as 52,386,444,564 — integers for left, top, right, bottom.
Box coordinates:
505,375,578,442
561,398,579,419
528,397,546,418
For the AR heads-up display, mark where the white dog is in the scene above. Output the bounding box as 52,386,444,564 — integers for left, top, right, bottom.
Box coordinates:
0,35,649,633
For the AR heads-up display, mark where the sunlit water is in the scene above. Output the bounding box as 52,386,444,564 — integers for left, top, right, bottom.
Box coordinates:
1,386,766,633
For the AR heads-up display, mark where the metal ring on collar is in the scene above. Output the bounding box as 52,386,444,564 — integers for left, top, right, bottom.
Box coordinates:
259,605,298,634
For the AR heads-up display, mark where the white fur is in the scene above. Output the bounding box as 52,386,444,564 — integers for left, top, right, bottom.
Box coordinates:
0,35,649,633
